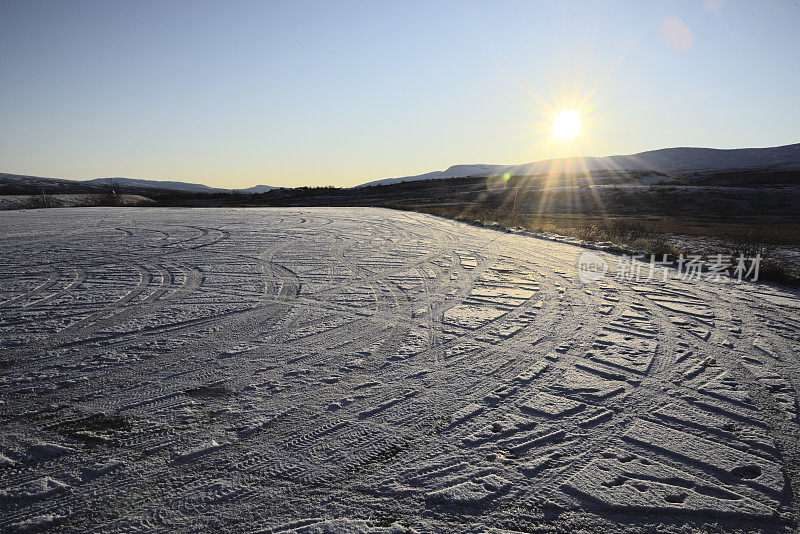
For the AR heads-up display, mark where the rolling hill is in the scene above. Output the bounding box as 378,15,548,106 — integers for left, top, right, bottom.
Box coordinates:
3,142,798,195
359,143,800,187
0,173,276,195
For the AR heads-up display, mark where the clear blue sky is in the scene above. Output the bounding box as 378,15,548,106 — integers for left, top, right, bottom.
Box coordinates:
1,1,798,188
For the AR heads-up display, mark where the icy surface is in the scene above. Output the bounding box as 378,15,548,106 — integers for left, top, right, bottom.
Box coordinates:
0,207,799,532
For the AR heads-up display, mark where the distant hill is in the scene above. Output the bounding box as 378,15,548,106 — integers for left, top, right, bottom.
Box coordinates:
86,177,229,193
239,185,278,193
0,173,276,195
359,143,800,187
0,173,92,193
4,142,799,195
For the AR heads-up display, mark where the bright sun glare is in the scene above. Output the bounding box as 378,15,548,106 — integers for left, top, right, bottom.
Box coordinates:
552,111,581,140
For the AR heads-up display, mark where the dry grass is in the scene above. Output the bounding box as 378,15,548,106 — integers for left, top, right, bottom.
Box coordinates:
387,204,799,285
387,204,677,249
21,192,62,209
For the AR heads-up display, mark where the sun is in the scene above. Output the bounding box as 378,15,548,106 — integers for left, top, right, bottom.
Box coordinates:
552,110,581,140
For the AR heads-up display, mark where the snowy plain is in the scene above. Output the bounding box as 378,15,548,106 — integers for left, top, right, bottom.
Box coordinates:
0,207,799,533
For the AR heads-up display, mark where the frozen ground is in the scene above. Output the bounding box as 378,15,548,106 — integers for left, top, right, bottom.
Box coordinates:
1,207,799,533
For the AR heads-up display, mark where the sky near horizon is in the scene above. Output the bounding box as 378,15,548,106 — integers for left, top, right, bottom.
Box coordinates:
1,1,799,188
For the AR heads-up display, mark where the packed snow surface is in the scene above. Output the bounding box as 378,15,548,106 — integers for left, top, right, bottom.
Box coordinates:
0,207,799,532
